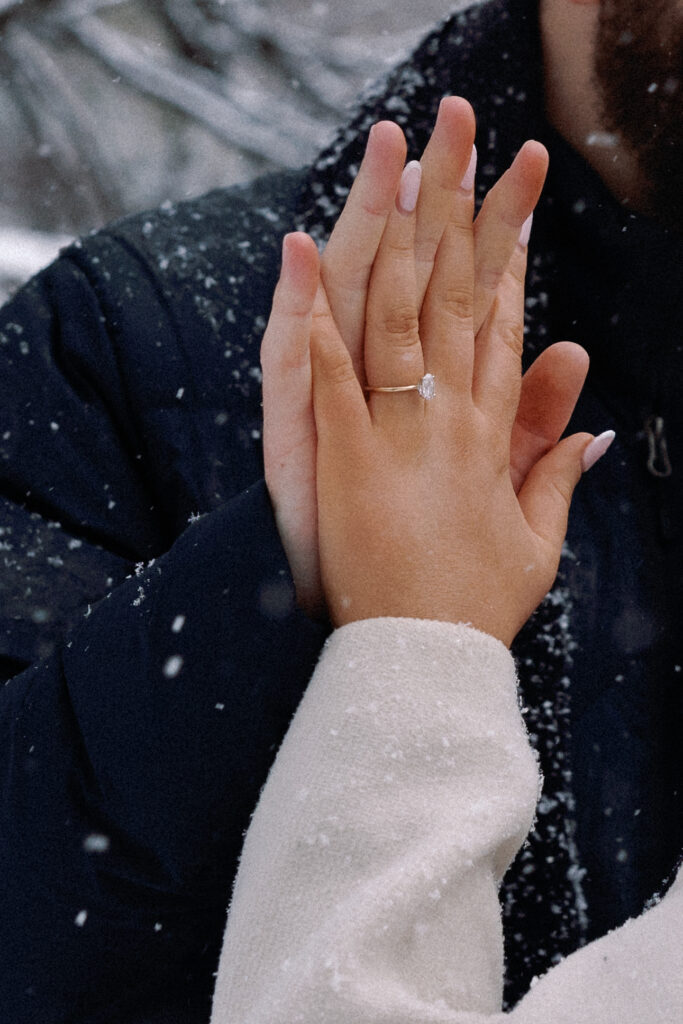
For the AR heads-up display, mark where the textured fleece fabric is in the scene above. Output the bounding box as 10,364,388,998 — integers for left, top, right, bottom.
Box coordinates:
212,619,683,1023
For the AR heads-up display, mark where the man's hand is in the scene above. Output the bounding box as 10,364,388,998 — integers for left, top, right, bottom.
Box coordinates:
261,100,581,618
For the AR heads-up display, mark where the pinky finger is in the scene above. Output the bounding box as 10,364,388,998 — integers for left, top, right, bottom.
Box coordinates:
518,431,611,550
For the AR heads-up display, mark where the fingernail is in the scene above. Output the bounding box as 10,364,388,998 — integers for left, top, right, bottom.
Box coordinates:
280,233,293,270
518,213,534,248
397,160,422,213
582,430,615,472
459,145,477,192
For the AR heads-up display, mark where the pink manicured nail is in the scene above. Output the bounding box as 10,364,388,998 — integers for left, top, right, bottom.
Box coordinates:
397,160,422,213
518,213,534,248
459,145,477,192
582,430,616,472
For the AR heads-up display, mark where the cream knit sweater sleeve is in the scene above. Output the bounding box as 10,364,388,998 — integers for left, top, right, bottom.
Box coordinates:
210,619,683,1024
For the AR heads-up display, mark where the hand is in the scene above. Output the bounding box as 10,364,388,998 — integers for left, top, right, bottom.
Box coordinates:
262,101,585,619
303,155,596,645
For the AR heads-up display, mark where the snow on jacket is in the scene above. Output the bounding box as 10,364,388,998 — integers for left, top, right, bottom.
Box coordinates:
0,0,681,1020
212,619,683,1023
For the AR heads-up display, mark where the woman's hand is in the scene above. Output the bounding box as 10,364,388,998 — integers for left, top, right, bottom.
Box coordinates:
262,98,574,618
301,147,600,645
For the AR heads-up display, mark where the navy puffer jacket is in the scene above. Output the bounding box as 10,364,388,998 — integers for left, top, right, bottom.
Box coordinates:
1,0,681,1019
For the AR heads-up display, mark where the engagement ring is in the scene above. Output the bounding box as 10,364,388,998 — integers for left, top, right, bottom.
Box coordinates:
364,373,436,400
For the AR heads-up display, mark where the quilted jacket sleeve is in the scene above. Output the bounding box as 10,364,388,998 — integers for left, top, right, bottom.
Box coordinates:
0,172,329,1024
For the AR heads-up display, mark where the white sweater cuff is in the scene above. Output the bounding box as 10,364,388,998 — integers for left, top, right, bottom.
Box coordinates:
212,617,539,1022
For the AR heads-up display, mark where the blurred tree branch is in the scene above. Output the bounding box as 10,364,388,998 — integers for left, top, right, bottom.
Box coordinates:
0,0,463,296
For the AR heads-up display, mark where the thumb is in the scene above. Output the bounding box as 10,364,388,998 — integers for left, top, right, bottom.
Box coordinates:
518,431,614,550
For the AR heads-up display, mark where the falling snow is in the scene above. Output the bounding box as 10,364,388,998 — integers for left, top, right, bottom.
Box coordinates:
163,655,184,679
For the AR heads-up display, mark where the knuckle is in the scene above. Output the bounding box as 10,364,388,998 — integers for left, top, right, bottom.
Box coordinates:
383,235,415,262
311,305,332,328
447,220,473,247
262,331,307,377
496,317,525,359
506,252,527,287
549,476,573,509
441,286,473,324
414,238,439,270
321,253,369,294
323,347,355,387
380,305,420,342
360,196,391,220
478,265,505,293
283,346,311,375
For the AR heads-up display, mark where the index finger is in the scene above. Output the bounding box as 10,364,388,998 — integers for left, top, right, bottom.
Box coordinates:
320,121,406,380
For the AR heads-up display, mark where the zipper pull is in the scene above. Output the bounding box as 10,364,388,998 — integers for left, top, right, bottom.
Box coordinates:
645,415,672,478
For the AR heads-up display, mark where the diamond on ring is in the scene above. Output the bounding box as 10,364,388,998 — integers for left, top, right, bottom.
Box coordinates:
417,373,436,400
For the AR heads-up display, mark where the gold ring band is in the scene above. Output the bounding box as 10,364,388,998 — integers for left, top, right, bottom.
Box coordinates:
364,373,436,400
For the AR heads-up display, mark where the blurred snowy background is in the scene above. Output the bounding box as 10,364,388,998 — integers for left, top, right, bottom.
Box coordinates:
0,0,472,299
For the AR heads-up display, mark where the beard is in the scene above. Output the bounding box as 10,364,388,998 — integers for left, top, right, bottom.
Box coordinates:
595,0,683,230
